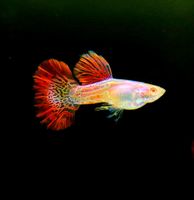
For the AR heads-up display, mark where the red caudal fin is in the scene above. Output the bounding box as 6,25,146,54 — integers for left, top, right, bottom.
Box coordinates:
74,51,113,85
33,59,79,130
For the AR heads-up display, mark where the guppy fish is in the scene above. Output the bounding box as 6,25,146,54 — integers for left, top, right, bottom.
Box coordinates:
33,51,165,130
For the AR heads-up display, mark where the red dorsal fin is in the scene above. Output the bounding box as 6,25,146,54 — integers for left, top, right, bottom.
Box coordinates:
74,51,112,85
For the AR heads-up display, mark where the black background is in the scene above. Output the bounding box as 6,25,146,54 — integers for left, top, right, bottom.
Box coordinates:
1,1,193,181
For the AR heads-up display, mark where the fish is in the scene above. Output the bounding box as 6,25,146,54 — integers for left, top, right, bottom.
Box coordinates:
33,51,166,130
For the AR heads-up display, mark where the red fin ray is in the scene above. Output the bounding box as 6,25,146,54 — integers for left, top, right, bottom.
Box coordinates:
74,51,113,85
34,59,79,130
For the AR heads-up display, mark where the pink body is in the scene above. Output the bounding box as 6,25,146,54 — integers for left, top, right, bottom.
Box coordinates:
71,78,165,110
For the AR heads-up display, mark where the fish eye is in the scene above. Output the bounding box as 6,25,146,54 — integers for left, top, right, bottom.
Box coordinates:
150,87,157,93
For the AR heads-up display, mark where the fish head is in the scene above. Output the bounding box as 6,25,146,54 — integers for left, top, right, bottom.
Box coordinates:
109,80,166,110
136,83,166,103
146,84,166,103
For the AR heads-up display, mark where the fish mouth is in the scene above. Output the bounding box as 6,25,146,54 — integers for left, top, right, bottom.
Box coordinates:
147,88,166,103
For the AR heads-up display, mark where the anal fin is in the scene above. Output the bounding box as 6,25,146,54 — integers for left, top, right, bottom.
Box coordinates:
95,104,123,122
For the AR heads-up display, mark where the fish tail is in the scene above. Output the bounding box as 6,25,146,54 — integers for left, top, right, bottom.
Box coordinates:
33,59,79,130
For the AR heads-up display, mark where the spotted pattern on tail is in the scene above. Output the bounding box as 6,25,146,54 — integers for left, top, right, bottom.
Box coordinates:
34,59,79,130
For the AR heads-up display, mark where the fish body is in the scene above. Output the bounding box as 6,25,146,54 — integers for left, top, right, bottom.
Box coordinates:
72,78,165,109
33,51,165,130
